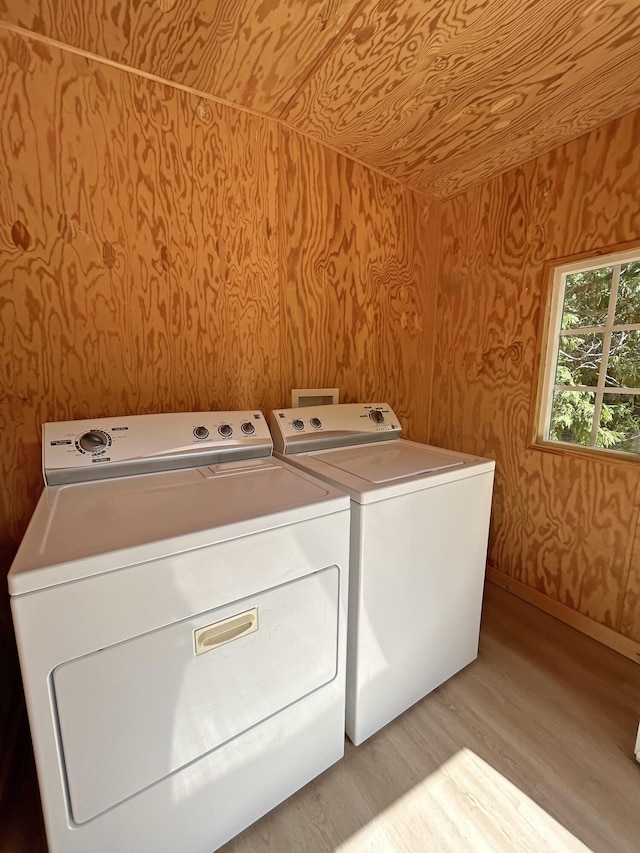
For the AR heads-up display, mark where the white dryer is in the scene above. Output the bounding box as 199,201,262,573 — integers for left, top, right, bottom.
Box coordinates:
8,411,350,853
270,402,495,746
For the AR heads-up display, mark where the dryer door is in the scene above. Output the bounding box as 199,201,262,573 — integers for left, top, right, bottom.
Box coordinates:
52,564,340,824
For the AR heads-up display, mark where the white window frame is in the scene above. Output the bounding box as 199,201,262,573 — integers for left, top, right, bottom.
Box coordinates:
537,246,640,458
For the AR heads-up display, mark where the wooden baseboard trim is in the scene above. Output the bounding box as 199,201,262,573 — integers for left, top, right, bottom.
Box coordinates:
486,566,640,665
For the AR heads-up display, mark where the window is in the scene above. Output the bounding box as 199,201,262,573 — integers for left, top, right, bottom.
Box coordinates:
538,247,640,458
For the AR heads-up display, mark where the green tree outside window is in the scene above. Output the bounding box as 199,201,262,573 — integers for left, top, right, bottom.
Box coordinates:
548,259,640,455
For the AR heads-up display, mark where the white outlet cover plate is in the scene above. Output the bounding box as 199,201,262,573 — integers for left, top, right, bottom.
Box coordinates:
291,388,339,407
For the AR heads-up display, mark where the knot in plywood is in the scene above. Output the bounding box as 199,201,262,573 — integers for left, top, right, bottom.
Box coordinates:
466,341,524,384
102,240,117,269
11,220,31,250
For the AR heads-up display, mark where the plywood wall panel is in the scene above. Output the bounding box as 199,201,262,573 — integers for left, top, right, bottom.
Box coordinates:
517,454,638,627
622,493,640,644
432,111,640,639
0,25,438,582
278,126,436,443
1,0,361,114
530,114,640,262
0,29,281,552
3,2,640,200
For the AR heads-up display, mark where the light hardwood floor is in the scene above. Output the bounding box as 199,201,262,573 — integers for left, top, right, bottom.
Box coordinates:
2,583,639,852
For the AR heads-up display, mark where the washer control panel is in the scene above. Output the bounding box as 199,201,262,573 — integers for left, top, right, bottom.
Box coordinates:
43,411,272,485
270,403,401,455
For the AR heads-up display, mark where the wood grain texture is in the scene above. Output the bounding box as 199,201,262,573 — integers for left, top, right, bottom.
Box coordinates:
488,566,640,663
432,110,640,639
0,29,281,556
278,124,437,443
0,26,437,568
0,0,362,114
621,478,640,643
2,1,640,199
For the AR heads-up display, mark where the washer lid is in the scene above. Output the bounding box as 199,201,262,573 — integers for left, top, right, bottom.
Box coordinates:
8,458,348,595
283,438,495,504
315,443,463,483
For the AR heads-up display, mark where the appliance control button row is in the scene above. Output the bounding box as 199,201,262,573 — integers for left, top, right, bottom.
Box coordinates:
195,422,255,439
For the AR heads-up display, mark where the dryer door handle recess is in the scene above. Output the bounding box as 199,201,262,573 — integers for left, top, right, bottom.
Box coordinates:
194,608,258,655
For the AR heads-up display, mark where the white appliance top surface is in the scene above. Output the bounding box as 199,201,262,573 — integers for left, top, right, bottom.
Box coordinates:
316,442,463,483
9,457,348,594
286,438,495,503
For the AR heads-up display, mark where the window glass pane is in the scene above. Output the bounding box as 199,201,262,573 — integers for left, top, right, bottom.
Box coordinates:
555,333,602,387
614,261,640,325
599,393,640,454
561,267,612,329
549,390,595,446
607,330,640,388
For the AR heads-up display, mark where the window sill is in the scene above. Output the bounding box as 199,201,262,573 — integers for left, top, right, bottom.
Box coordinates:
529,439,640,467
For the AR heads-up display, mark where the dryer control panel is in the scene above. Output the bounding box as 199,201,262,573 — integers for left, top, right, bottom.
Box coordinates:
43,411,272,485
271,403,401,455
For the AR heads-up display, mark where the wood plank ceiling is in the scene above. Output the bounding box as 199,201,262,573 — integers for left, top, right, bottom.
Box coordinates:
3,0,640,198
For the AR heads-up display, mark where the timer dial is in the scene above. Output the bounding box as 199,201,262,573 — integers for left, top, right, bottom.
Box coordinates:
218,424,233,437
369,410,384,424
77,429,110,454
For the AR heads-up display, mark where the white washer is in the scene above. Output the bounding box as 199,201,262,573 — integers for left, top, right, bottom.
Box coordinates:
8,411,350,853
270,402,495,746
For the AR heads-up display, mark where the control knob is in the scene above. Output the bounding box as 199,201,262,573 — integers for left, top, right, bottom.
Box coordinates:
369,410,385,424
241,421,255,435
218,424,233,437
310,417,322,429
292,419,304,431
77,429,110,454
193,426,209,439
